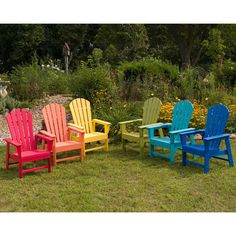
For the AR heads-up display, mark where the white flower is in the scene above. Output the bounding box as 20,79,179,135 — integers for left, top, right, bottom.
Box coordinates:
47,64,50,68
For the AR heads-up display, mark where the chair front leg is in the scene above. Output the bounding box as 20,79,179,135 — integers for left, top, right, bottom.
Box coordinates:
122,138,127,152
225,137,234,167
204,155,210,174
169,146,176,164
139,128,144,156
6,143,10,172
105,138,109,152
48,158,52,173
19,160,23,178
150,144,154,158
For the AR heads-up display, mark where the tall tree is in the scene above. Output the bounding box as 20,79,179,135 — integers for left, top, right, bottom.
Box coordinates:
0,24,45,72
146,24,212,69
95,24,149,64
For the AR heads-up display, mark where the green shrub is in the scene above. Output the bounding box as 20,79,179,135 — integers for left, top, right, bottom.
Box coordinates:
9,61,48,101
9,58,69,101
117,58,179,100
216,60,236,87
69,62,114,104
0,96,29,114
43,65,68,95
93,100,143,141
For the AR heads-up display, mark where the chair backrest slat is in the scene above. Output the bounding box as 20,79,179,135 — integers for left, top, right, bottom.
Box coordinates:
69,98,93,133
205,104,229,149
6,109,35,151
170,100,193,140
42,103,68,142
142,97,162,125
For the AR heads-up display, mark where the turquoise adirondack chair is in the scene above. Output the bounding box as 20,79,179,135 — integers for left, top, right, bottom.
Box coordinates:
180,104,234,174
147,100,194,163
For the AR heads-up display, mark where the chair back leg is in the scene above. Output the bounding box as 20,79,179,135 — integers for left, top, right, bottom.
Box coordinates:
48,158,52,172
182,151,187,166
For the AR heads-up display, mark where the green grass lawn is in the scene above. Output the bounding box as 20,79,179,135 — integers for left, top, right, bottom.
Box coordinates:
0,142,236,212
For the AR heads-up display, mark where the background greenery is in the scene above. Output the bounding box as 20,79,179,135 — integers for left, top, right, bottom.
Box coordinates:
1,24,236,136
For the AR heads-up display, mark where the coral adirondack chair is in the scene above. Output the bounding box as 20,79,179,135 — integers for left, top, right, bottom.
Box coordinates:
180,104,234,174
119,97,163,155
4,109,53,178
69,98,111,155
41,103,84,165
147,100,194,164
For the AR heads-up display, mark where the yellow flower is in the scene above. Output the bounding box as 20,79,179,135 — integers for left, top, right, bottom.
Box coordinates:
205,97,208,101
123,104,127,108
151,93,154,96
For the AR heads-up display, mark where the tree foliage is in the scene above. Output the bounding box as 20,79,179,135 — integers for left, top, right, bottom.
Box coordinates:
1,24,236,72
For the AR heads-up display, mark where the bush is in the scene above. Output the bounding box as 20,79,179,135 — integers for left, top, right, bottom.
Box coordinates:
42,62,69,95
212,60,236,87
117,58,179,100
0,96,31,114
69,61,114,104
9,60,48,101
9,58,69,101
176,68,216,103
93,100,143,141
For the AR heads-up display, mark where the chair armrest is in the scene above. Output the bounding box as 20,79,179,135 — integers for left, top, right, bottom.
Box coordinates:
119,119,142,125
92,119,110,134
138,122,163,129
68,126,85,143
35,134,54,152
180,129,205,146
68,126,85,134
147,123,172,139
147,123,172,130
35,134,54,142
4,138,22,157
204,133,230,142
93,119,111,126
67,123,84,130
169,128,195,144
169,128,195,135
39,130,56,138
4,138,21,147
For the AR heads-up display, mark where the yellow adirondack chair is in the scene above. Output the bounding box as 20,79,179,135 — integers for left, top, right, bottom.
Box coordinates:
69,98,111,155
119,97,163,155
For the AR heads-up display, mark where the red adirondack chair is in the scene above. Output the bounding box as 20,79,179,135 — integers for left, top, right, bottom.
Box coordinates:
41,103,84,165
4,109,54,178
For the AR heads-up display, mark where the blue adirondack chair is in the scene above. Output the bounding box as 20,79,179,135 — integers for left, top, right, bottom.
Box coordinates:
147,100,194,164
179,104,234,174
